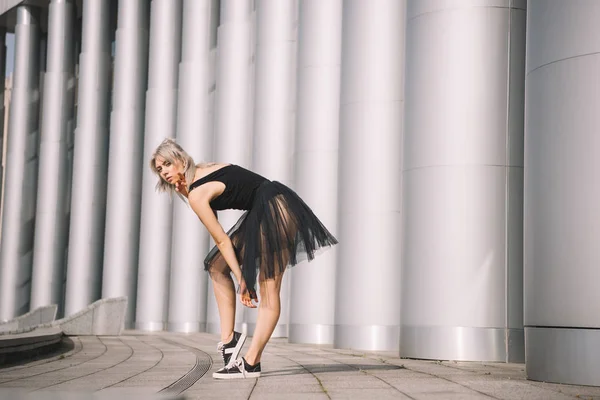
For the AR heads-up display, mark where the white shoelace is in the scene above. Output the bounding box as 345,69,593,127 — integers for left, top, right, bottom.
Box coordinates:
216,341,227,363
233,358,246,377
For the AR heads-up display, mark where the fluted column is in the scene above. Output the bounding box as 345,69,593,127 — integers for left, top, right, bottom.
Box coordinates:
0,6,41,320
0,30,6,213
525,0,600,386
31,0,76,314
136,0,183,331
62,0,112,317
206,0,256,335
168,0,219,333
289,0,342,345
248,0,298,338
401,0,526,361
102,0,150,327
335,0,405,351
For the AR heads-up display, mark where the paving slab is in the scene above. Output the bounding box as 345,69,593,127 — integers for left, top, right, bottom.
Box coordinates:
1,331,600,399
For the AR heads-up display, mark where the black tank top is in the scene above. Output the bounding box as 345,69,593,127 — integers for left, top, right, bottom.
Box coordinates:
188,164,268,211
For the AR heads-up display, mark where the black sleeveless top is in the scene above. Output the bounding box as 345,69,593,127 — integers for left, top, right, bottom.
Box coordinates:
188,164,268,211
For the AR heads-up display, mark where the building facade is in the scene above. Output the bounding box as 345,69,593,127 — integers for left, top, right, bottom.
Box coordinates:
0,0,597,387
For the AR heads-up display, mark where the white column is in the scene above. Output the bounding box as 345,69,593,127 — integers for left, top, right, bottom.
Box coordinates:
101,0,150,327
206,0,256,335
525,0,600,386
335,0,405,351
62,0,112,317
289,0,342,345
136,0,183,331
401,0,526,361
0,30,6,211
248,0,298,339
168,0,219,333
0,6,41,320
64,0,112,314
31,0,76,314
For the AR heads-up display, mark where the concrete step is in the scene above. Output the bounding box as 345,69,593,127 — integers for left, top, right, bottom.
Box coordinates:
0,305,58,335
45,297,127,336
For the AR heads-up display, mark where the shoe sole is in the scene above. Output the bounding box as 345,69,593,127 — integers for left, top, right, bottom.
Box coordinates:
225,332,247,368
212,371,261,379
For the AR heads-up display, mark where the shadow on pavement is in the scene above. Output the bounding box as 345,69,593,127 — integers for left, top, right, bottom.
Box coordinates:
0,337,75,369
260,363,404,377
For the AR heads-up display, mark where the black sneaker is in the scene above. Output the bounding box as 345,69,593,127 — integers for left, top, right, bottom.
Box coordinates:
212,357,261,379
216,331,247,369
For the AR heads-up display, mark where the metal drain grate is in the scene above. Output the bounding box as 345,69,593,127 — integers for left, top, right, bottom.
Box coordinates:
158,338,213,396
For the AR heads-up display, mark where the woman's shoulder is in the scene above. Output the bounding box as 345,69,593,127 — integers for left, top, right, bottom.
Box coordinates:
193,162,267,184
188,163,232,200
194,162,231,180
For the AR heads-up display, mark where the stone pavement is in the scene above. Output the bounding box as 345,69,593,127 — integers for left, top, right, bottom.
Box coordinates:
1,331,600,399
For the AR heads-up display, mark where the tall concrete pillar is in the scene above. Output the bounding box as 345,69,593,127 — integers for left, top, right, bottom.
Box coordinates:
289,0,342,345
102,0,150,327
0,30,6,211
63,16,79,316
31,0,76,314
0,35,8,235
0,6,41,320
62,0,112,317
525,0,600,387
334,0,405,351
249,0,298,338
0,34,9,232
206,0,256,335
168,0,219,333
401,0,526,361
136,0,182,331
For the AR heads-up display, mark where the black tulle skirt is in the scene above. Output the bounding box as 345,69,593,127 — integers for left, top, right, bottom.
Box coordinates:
204,180,338,298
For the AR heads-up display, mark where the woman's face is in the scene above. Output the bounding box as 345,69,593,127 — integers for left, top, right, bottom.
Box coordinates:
155,156,184,184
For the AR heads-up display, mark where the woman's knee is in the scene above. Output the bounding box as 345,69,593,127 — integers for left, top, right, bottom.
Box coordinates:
259,278,283,309
259,293,281,311
210,269,233,285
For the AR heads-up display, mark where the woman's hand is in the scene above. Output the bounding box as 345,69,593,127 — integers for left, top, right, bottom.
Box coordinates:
174,173,188,197
238,276,258,308
240,292,258,308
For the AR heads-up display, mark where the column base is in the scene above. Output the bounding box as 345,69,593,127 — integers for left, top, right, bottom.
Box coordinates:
240,323,288,338
401,326,524,362
206,322,289,338
334,324,399,351
134,321,165,332
206,322,220,335
289,324,334,345
526,327,600,386
167,322,205,333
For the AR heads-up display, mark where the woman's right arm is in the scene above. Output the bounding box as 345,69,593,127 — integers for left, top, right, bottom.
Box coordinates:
187,185,257,308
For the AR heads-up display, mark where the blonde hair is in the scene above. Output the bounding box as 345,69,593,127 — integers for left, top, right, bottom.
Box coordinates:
149,138,197,201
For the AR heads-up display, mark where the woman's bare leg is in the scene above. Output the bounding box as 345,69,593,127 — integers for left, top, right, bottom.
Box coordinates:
243,195,292,364
211,271,237,343
243,272,284,365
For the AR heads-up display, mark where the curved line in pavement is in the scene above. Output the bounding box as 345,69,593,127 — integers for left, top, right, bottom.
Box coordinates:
158,337,213,396
97,335,166,391
0,336,109,386
30,336,134,391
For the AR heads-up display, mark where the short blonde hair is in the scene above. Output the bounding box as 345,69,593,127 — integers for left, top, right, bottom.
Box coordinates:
149,138,197,201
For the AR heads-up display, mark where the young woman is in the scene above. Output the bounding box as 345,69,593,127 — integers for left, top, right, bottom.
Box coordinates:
150,138,338,379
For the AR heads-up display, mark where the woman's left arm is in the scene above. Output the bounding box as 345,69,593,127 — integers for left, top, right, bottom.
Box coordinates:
187,187,257,308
